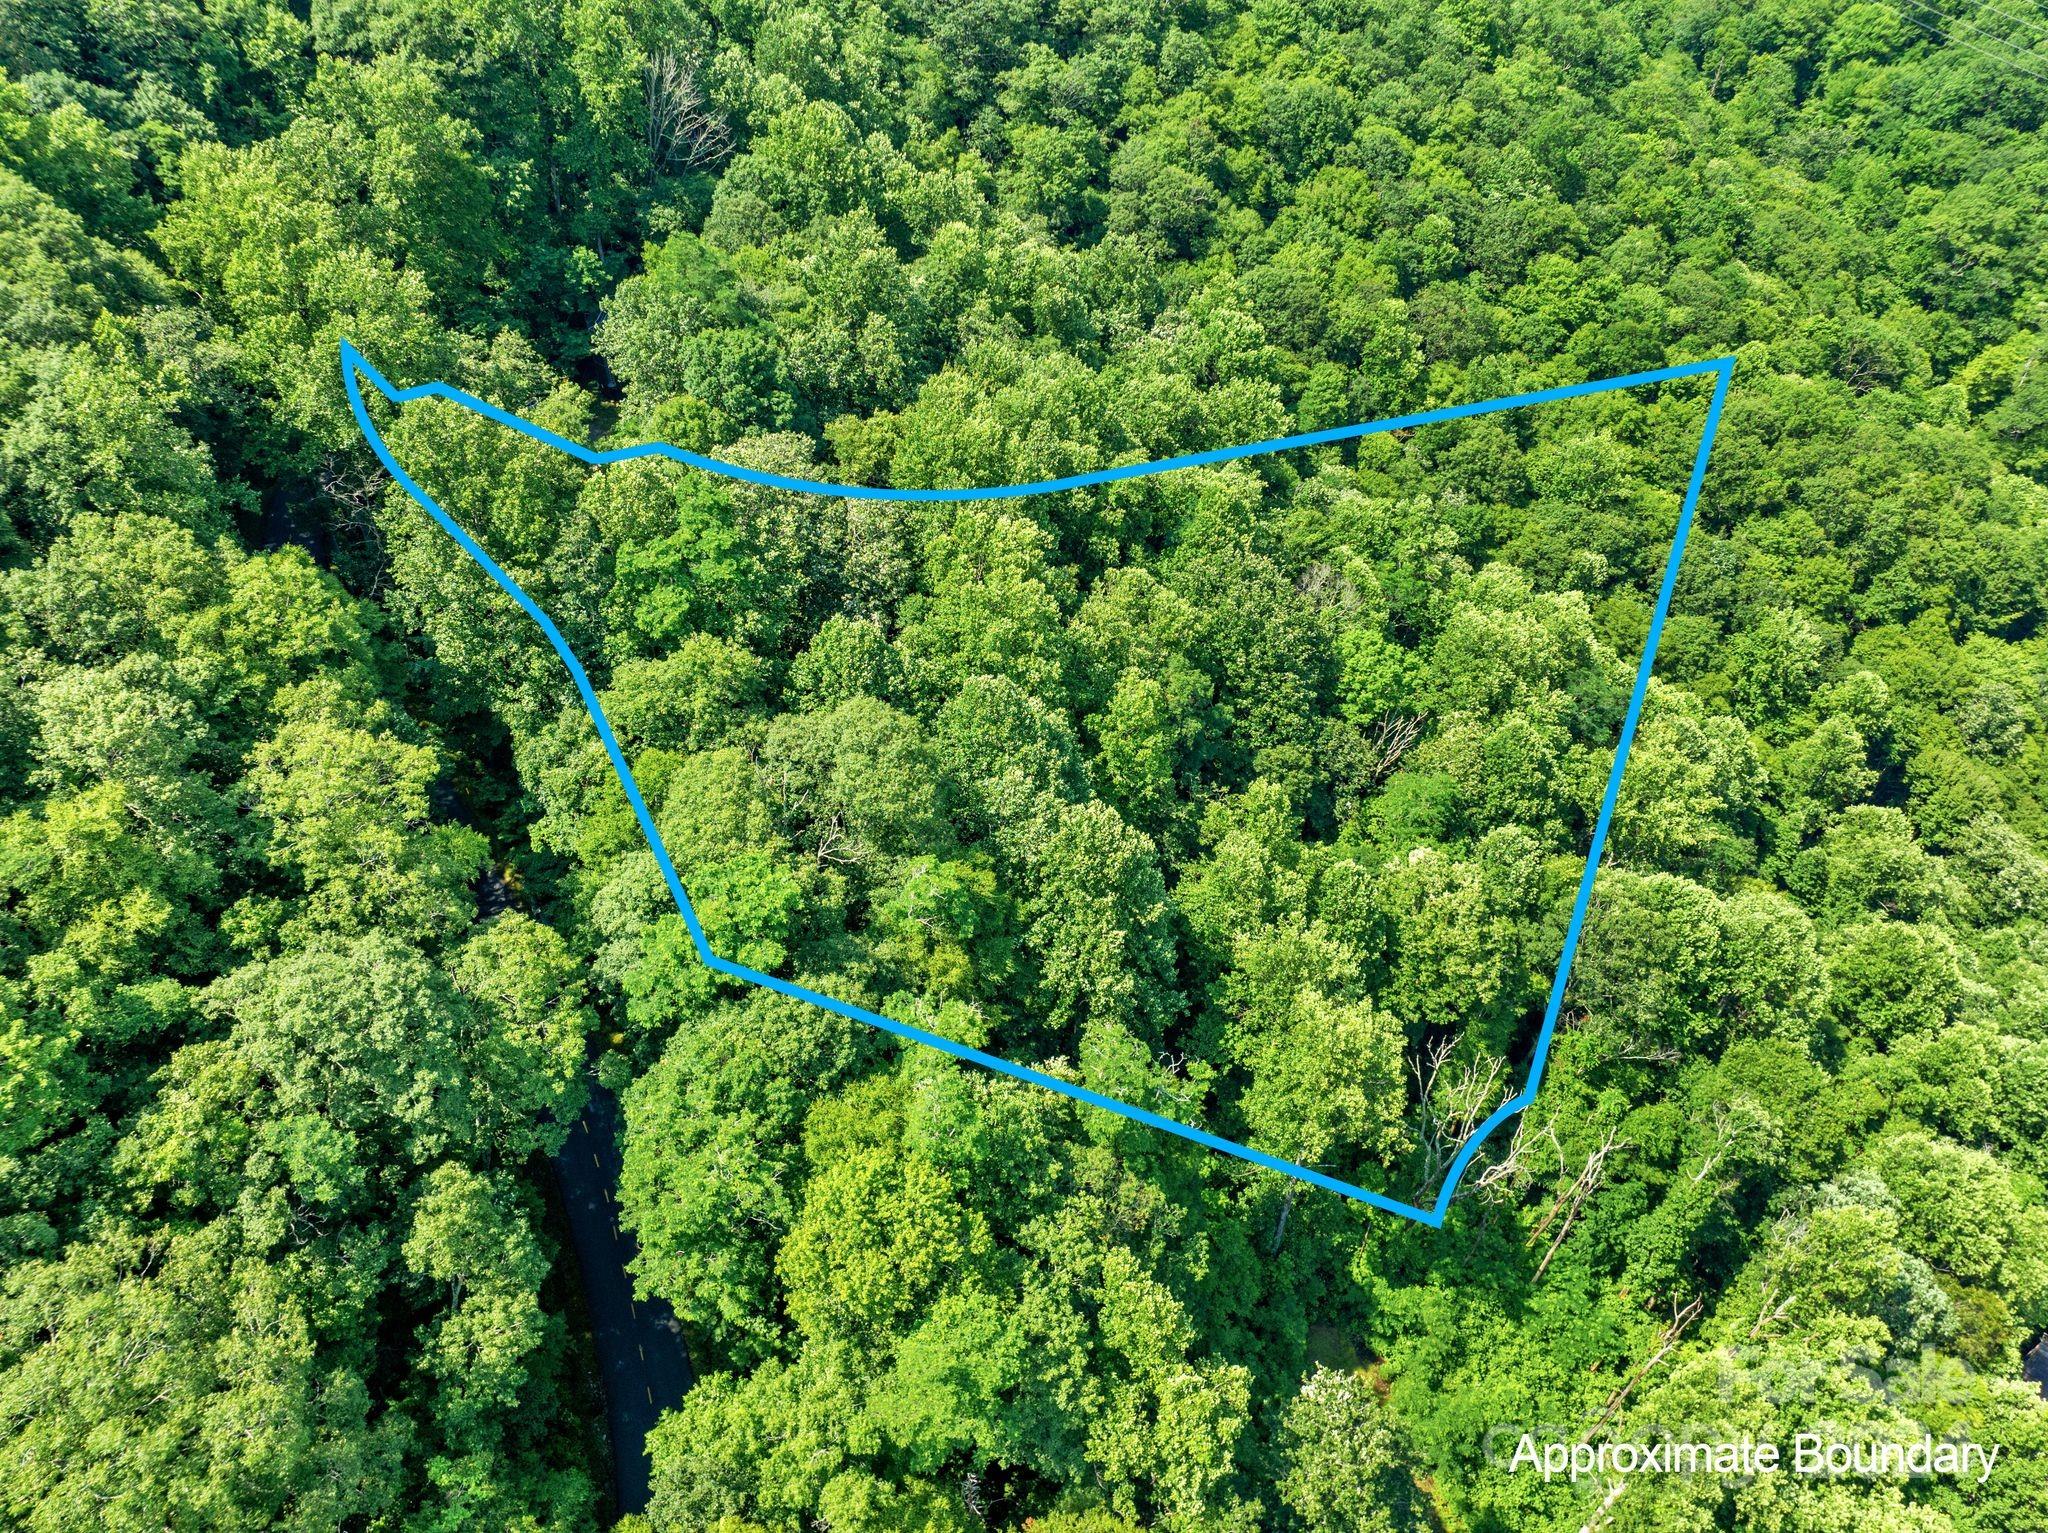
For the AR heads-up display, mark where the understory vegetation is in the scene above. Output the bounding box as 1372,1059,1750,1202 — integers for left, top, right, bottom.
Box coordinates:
3,0,2048,1529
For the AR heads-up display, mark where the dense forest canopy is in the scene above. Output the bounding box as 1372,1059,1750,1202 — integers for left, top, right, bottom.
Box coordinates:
4,0,2048,1530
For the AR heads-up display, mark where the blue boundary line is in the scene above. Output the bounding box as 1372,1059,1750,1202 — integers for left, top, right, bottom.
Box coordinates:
341,340,1734,1228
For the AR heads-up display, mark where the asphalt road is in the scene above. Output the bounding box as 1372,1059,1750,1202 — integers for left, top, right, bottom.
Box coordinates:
549,1076,694,1517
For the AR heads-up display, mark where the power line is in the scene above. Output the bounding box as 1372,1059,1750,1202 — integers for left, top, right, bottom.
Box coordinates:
1933,0,2048,46
1902,7,2048,87
1902,0,2048,63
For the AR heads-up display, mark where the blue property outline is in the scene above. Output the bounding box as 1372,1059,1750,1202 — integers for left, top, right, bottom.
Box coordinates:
341,340,1734,1228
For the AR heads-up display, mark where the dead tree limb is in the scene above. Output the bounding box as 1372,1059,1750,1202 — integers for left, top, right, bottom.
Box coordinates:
1412,1038,1511,1198
1578,1478,1629,1533
1528,1129,1626,1280
1579,1296,1703,1443
645,51,732,176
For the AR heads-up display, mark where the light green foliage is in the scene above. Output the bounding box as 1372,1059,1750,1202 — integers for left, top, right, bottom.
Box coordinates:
449,913,596,1155
404,1163,554,1435
1276,1367,1425,1533
0,413,598,1523
0,1224,406,1533
247,710,487,944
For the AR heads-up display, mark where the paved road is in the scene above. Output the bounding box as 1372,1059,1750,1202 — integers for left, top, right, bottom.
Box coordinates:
467,862,693,1516
550,1073,694,1516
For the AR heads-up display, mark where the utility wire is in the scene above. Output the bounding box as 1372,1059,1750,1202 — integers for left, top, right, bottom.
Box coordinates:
1901,6,2048,86
1902,0,2048,64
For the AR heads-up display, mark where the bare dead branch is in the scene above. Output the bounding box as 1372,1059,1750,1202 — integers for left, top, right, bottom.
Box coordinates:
1412,1039,1514,1200
645,51,733,176
1365,711,1428,783
1580,1296,1703,1443
1471,1115,1562,1201
1747,1282,1796,1340
1529,1128,1626,1280
1689,1101,1741,1186
1578,1478,1629,1533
